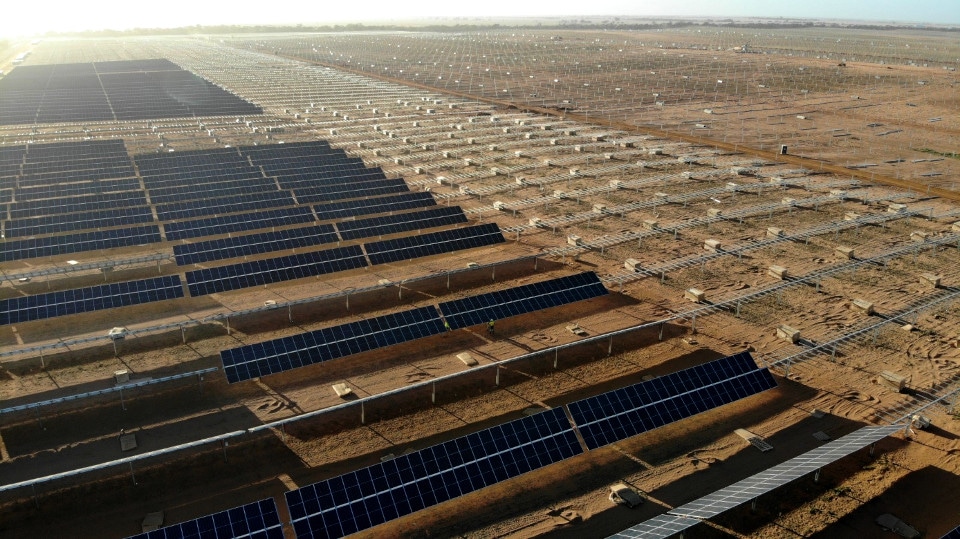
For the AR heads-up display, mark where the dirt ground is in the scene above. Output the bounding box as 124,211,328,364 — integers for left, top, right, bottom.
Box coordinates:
1,26,959,539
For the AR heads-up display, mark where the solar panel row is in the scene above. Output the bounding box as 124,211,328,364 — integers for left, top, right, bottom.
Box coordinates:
0,276,183,326
0,225,162,262
285,407,583,539
16,177,142,201
294,180,410,204
173,224,339,266
337,206,468,241
9,191,147,219
185,246,367,297
366,223,505,265
124,497,284,539
220,306,445,383
6,207,155,238
568,352,777,450
155,191,294,221
148,177,278,205
163,207,316,242
437,272,607,329
313,192,436,221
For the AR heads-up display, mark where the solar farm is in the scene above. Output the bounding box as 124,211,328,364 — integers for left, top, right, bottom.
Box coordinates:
0,25,959,538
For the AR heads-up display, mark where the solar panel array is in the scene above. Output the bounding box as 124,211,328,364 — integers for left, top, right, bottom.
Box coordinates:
124,497,284,539
568,352,778,450
313,192,436,221
0,225,162,262
612,424,903,539
185,246,367,296
173,224,339,265
438,272,607,329
366,223,505,265
337,207,468,241
0,59,261,125
285,407,583,539
0,276,183,326
220,306,445,383
163,207,316,242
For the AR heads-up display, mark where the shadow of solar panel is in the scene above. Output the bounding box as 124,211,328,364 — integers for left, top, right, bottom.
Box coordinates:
164,207,315,241
313,192,436,221
185,245,367,296
438,272,607,330
220,306,445,383
567,352,777,450
0,225,162,262
366,223,505,266
0,276,183,326
123,497,284,539
338,207,468,241
174,224,338,265
285,407,582,538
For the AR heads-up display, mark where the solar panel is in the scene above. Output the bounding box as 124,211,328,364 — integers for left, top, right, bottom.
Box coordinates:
669,424,902,520
294,179,410,204
155,191,295,221
0,275,184,325
438,272,607,329
337,207,468,241
567,352,777,450
0,225,162,262
163,206,316,241
9,191,148,219
220,306,445,383
173,224,339,265
607,514,702,539
313,192,436,221
0,59,261,125
185,245,367,296
365,223,505,265
285,407,583,538
124,497,284,539
6,207,154,238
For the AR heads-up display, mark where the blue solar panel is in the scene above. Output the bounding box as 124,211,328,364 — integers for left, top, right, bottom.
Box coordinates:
174,224,339,265
0,225,162,262
9,191,147,219
365,223,505,265
294,179,409,204
155,191,294,221
337,207,468,241
220,306,445,383
163,206,316,241
185,245,367,296
285,407,582,538
942,524,960,539
567,352,777,450
0,275,184,325
148,177,277,205
438,272,607,329
313,192,436,221
124,497,284,539
6,207,155,237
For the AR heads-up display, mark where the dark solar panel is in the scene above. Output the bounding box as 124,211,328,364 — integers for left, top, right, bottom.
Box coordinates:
942,524,960,539
365,223,505,265
337,207,468,241
0,60,262,126
567,351,778,450
313,192,436,221
294,179,409,204
9,191,148,219
185,245,367,296
437,272,607,330
6,207,155,237
154,191,294,221
0,225,162,262
174,224,339,265
123,497,284,539
285,407,583,538
220,306,445,383
163,206,316,241
0,276,184,325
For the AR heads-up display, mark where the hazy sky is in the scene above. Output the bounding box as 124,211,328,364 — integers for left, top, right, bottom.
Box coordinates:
2,0,957,38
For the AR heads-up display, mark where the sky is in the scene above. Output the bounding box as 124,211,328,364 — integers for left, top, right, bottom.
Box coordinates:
2,0,957,38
